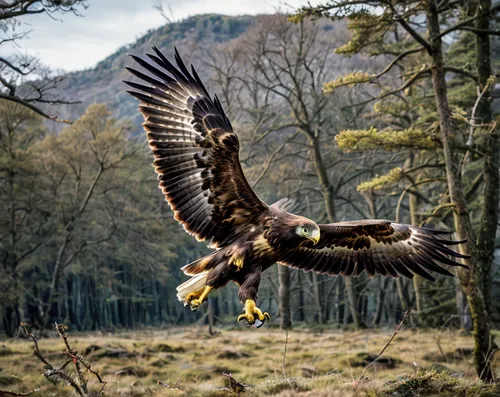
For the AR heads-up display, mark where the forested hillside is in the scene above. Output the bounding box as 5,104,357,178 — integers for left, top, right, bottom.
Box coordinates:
45,14,257,128
1,8,499,359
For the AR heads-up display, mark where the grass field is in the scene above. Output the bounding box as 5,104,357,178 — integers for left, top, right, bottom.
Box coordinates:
1,325,499,396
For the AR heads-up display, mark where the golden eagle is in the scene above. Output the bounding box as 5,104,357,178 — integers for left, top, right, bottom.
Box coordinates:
125,47,467,327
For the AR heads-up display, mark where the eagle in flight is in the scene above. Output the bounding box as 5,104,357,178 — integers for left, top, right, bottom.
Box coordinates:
125,47,467,327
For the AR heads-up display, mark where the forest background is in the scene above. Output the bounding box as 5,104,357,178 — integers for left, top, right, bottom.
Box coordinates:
1,0,500,392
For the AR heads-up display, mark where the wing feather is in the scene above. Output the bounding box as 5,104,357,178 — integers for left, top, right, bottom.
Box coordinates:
126,47,267,247
279,220,467,280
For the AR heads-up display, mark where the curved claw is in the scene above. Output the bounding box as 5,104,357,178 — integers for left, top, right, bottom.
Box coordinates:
255,312,271,328
186,286,213,311
237,300,271,328
190,299,203,311
238,313,254,325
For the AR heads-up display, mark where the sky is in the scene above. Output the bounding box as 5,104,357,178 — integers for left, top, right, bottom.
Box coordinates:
2,0,311,73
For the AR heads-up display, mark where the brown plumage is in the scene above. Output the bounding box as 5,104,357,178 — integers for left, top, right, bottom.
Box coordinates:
125,47,468,327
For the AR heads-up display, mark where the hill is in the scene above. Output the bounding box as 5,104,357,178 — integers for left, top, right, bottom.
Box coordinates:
49,14,257,126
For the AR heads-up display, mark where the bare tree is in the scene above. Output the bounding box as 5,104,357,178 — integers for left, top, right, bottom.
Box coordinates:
0,0,87,122
238,15,367,327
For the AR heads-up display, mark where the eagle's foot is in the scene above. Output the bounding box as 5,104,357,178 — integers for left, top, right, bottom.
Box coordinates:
185,290,203,305
187,286,213,311
237,299,270,328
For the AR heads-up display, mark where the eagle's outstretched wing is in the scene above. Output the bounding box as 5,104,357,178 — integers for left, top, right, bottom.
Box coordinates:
125,47,267,247
278,220,468,281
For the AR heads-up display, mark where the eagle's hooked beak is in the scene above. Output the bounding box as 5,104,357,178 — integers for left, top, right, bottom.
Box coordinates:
307,229,320,245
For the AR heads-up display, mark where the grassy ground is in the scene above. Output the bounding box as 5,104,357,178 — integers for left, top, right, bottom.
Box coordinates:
0,325,499,396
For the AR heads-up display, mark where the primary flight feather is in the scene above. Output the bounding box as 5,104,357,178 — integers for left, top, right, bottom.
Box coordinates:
125,47,467,327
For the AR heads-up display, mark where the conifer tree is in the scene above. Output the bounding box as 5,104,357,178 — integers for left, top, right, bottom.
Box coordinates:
292,0,499,380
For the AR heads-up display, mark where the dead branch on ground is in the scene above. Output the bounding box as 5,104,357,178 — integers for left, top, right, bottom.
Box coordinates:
355,310,409,389
20,323,106,397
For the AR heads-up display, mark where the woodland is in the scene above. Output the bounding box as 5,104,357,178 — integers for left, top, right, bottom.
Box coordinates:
0,0,499,395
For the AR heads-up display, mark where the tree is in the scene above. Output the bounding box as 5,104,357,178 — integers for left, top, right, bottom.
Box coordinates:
35,104,139,330
0,0,87,121
0,101,48,336
237,15,375,327
473,0,499,320
292,0,499,380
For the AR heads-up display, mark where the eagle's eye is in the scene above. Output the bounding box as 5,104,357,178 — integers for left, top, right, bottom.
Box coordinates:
302,227,308,234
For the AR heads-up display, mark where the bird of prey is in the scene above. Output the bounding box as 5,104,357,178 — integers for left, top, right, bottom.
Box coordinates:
125,47,468,327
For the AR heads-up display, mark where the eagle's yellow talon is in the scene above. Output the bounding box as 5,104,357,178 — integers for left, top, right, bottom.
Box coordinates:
238,313,255,324
190,299,203,311
186,286,213,311
237,299,270,327
185,291,201,304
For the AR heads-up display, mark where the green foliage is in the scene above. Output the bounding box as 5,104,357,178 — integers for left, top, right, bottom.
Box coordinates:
357,168,402,192
336,127,438,152
323,71,374,93
334,11,391,56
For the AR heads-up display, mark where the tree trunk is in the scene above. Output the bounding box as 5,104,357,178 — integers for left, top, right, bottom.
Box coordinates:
474,0,498,318
456,277,473,332
207,297,215,335
373,278,389,326
426,1,494,381
312,272,325,324
337,277,345,324
408,165,424,325
309,135,362,327
278,265,292,329
297,271,306,322
395,278,409,312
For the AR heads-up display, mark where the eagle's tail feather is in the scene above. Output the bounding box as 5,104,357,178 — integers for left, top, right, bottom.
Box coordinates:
181,250,222,275
176,272,208,304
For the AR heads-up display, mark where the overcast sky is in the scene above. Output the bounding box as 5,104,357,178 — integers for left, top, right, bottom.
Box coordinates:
2,0,312,73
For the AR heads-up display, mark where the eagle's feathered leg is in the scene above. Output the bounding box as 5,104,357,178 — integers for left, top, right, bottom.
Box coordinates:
237,271,270,327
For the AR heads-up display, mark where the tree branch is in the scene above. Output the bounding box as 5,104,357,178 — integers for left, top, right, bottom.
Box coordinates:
375,47,425,79
0,56,33,75
396,18,432,52
0,93,72,123
458,26,500,36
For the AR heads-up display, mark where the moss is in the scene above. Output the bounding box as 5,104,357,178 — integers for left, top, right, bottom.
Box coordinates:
349,352,401,369
323,72,374,93
216,349,252,359
423,347,473,363
0,346,14,356
337,127,438,152
0,373,22,386
258,378,311,395
90,347,138,359
113,366,149,378
378,371,462,396
143,343,184,354
357,167,402,192
333,12,390,56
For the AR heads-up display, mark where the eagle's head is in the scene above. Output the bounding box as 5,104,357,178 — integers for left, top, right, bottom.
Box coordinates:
294,222,321,245
271,213,320,248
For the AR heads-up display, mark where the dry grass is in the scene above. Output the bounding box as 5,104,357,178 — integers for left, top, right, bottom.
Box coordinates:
0,326,499,396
